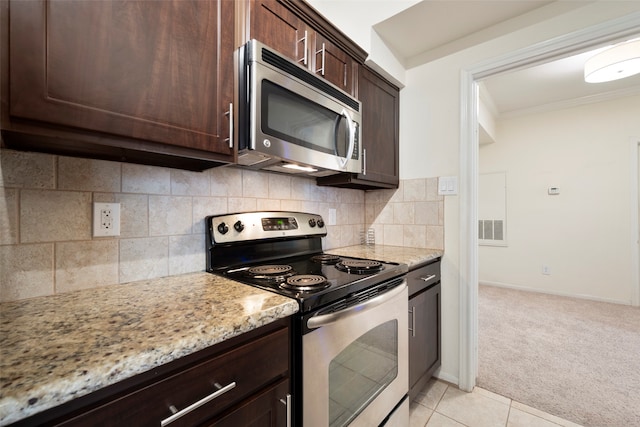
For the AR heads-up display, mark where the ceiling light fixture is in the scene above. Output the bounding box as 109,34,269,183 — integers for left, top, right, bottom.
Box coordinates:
584,39,640,83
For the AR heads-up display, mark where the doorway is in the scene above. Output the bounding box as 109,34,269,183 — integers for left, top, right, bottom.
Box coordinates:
458,13,640,391
635,139,640,306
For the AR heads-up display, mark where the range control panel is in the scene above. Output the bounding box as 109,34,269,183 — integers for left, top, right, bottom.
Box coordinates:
208,211,327,244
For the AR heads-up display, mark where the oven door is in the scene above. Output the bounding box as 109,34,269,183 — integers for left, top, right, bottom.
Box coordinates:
303,281,408,426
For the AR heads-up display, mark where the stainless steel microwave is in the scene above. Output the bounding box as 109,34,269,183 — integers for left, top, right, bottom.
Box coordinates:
236,40,362,177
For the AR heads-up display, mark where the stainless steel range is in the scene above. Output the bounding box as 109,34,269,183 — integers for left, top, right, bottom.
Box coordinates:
206,211,409,426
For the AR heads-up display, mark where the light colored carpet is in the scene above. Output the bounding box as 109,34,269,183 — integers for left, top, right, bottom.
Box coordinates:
477,285,640,427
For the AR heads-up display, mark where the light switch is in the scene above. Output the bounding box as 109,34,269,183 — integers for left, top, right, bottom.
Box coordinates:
438,176,458,195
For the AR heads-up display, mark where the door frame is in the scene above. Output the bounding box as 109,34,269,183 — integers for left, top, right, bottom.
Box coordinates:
458,12,640,391
632,138,640,307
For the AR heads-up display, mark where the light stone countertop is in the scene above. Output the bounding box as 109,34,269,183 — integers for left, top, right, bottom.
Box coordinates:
0,272,298,426
329,245,443,268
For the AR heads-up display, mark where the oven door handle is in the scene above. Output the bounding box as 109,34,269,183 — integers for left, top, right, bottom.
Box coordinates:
307,282,407,329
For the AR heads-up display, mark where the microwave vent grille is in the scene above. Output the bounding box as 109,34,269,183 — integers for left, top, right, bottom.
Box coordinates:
261,48,360,113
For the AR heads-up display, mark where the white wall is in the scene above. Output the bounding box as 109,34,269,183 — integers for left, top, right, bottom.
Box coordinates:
400,2,640,385
480,95,640,304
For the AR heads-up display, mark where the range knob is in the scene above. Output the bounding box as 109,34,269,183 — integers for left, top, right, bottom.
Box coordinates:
217,222,229,234
317,218,325,228
234,220,245,232
308,218,317,227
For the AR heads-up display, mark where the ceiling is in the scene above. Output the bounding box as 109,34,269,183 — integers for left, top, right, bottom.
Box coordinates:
481,46,640,117
372,0,640,117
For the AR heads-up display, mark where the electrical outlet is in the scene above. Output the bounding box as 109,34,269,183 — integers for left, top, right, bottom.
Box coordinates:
328,208,337,226
542,265,551,275
93,203,121,237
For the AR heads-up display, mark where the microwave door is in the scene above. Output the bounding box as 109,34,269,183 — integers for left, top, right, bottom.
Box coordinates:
334,110,356,169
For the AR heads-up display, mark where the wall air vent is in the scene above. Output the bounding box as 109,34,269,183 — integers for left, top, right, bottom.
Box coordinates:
479,219,504,241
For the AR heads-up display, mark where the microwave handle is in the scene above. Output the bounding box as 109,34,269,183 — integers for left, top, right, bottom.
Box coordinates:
337,109,356,168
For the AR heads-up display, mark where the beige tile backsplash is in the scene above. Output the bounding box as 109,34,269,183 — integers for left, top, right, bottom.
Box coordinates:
0,148,443,302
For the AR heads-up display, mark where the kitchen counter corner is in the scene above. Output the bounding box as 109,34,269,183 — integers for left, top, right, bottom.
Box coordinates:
329,245,443,268
0,272,298,426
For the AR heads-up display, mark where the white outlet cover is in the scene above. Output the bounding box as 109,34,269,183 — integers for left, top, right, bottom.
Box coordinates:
93,202,121,237
328,208,337,226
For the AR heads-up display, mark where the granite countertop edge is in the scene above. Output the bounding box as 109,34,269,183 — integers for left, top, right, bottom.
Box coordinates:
0,272,298,426
329,244,443,268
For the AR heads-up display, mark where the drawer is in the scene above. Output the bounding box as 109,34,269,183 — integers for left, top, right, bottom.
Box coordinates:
408,259,441,297
57,327,289,427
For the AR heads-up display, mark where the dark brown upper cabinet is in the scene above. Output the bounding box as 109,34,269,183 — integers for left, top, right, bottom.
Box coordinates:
245,0,364,96
317,66,400,189
1,0,235,171
312,33,357,96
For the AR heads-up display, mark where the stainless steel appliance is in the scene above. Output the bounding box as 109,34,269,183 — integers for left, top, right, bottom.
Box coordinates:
206,211,408,426
236,40,362,177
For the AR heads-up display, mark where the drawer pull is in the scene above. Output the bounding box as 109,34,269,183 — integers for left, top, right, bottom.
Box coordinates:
224,103,233,148
315,43,326,76
160,381,236,426
408,307,416,337
279,393,292,427
420,274,437,282
298,30,308,65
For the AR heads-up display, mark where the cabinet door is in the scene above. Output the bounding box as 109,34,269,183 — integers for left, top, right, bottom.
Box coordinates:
250,0,310,66
204,379,289,427
358,66,400,187
313,33,357,96
8,0,234,156
316,66,399,189
409,283,441,398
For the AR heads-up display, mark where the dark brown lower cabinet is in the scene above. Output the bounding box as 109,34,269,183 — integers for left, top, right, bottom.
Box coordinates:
205,378,289,427
11,319,291,427
408,259,441,401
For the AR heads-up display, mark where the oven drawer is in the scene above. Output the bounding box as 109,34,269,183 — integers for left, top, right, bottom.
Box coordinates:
57,327,289,427
407,258,441,296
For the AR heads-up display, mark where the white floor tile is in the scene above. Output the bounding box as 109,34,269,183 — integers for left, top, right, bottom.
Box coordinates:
426,412,468,427
511,401,583,427
507,407,563,427
410,401,434,427
435,386,510,427
411,379,581,427
414,378,449,410
474,386,511,405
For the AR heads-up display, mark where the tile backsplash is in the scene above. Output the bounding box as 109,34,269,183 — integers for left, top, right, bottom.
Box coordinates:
0,148,443,302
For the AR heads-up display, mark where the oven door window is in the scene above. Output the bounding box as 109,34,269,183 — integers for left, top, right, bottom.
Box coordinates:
328,320,398,427
262,81,350,158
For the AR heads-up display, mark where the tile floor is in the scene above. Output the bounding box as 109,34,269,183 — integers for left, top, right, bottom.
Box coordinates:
410,379,583,427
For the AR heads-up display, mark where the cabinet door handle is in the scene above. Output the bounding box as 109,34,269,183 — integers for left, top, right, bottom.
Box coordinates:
160,381,236,426
298,30,308,66
408,307,416,337
224,103,233,148
420,274,437,282
315,43,326,76
279,393,292,427
362,148,367,175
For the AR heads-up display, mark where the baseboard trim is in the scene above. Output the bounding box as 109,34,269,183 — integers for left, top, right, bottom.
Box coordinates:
479,280,631,306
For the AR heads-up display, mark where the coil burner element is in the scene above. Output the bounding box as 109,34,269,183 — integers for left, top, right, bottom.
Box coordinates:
335,259,384,274
310,254,342,264
281,275,330,291
247,265,295,282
